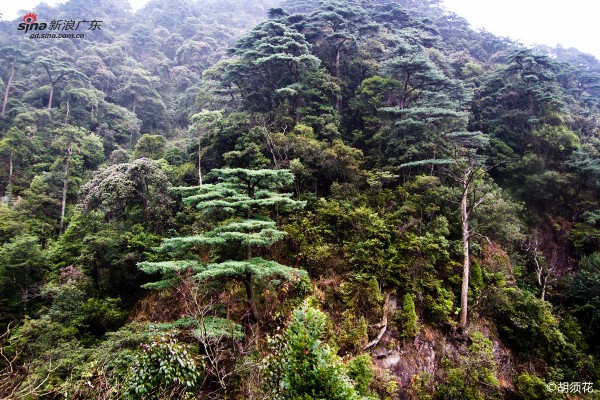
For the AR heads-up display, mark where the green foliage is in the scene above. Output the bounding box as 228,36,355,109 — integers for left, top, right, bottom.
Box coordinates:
339,274,383,318
219,20,322,119
399,293,419,338
0,234,46,324
486,287,567,363
193,316,244,341
124,332,204,400
346,354,375,396
195,257,307,282
571,218,600,254
141,168,306,323
338,312,368,354
267,125,364,193
435,331,499,400
151,316,199,331
0,203,26,243
513,373,555,400
470,259,484,293
1,0,600,396
133,134,167,160
39,267,126,341
78,158,173,232
287,199,399,282
158,219,288,251
408,372,433,400
263,303,363,400
5,267,129,396
568,254,600,353
423,286,456,327
179,168,304,214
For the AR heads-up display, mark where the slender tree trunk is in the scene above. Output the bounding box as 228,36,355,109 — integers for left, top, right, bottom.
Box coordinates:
243,272,259,322
47,85,54,109
242,187,259,322
59,146,72,234
294,95,302,123
22,270,29,312
540,277,547,302
198,137,203,186
335,48,341,112
534,255,549,302
459,181,470,328
1,63,14,116
6,149,14,199
530,238,549,301
64,99,70,124
335,48,341,79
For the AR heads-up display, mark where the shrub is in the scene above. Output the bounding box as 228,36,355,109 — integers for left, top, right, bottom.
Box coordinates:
435,331,499,400
399,293,419,338
338,312,368,353
513,373,554,400
486,287,567,363
263,303,363,399
124,332,203,400
346,354,375,395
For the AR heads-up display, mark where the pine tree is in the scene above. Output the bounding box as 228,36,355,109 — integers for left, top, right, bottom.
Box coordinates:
35,58,89,110
400,293,418,337
0,47,27,117
220,20,321,120
300,0,376,111
139,168,307,322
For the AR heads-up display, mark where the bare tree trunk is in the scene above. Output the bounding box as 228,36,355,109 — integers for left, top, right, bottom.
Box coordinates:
459,181,470,328
47,85,54,109
335,48,341,79
526,235,552,302
364,292,390,349
335,49,341,112
533,244,550,301
7,149,13,195
59,146,72,234
294,95,302,123
64,99,70,124
1,63,14,116
243,272,259,322
540,277,547,302
198,137,203,186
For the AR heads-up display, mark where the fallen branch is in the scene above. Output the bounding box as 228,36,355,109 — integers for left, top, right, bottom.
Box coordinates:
398,218,418,235
364,292,390,350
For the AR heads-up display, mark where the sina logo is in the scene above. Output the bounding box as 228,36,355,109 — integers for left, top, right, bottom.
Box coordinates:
18,13,47,33
23,13,37,23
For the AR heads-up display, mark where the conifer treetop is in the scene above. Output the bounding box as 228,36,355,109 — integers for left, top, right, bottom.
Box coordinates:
171,168,305,213
196,257,307,281
158,219,287,252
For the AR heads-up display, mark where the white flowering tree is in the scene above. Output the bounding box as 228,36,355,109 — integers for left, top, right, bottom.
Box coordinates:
78,158,173,232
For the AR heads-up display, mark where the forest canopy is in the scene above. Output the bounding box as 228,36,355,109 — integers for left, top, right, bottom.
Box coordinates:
0,0,599,398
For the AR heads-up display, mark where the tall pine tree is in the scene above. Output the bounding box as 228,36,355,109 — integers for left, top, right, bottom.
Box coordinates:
139,168,306,322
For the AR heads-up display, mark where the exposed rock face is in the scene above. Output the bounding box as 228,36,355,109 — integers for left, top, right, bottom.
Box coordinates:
370,319,514,394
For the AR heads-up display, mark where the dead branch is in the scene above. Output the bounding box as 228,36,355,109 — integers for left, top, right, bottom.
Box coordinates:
364,292,390,350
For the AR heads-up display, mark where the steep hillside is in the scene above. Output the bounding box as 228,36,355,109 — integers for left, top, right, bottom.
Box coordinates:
0,0,599,398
